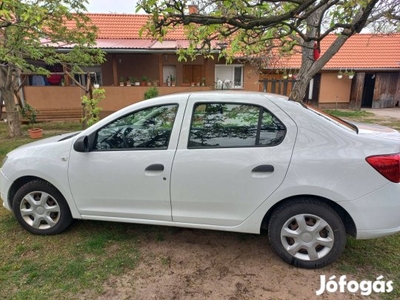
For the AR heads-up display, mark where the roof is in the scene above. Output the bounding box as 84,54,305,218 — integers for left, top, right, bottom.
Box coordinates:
70,14,400,69
86,13,186,40
281,33,400,70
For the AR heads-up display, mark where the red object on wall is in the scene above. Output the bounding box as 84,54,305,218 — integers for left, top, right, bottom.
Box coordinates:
313,42,320,60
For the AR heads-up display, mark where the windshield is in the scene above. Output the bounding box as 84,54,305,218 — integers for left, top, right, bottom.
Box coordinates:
304,104,358,133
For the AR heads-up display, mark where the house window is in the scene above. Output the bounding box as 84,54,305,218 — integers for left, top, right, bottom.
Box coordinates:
74,66,102,86
163,66,176,86
215,65,243,89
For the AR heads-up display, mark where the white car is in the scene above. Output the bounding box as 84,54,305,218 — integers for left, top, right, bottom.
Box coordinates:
1,91,400,269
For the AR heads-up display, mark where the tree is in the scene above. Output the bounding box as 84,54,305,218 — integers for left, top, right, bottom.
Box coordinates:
0,0,105,137
137,0,399,102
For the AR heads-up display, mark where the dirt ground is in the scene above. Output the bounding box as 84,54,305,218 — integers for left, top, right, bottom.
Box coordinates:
95,227,377,300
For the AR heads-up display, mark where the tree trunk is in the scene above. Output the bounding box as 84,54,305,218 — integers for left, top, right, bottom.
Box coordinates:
0,65,22,137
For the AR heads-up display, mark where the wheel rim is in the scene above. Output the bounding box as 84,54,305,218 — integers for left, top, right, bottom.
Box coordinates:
280,214,334,261
19,191,61,230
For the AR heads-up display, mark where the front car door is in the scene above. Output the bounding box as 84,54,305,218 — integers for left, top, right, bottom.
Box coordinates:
68,99,186,221
171,93,297,226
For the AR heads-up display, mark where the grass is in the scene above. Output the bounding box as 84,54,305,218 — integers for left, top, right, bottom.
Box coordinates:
327,109,400,131
1,112,400,299
0,121,141,299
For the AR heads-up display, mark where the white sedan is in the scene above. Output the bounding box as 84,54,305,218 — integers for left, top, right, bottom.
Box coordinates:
1,91,400,269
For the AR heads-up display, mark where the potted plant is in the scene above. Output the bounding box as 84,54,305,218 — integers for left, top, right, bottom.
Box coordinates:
20,103,42,139
282,69,288,79
141,75,149,86
201,77,206,86
181,79,190,87
348,70,355,79
119,77,125,86
131,77,140,86
337,70,343,79
170,75,176,86
127,76,134,86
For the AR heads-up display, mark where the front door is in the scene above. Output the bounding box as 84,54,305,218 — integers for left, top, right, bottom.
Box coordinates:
68,103,181,221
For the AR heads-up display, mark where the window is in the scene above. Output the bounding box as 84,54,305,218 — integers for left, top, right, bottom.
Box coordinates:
95,104,178,150
74,66,102,86
215,65,243,89
188,103,286,148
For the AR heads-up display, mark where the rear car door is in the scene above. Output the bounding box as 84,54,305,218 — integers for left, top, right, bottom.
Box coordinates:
171,93,297,226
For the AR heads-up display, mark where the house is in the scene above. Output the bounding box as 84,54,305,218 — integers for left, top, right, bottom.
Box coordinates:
260,33,400,109
16,14,400,122
21,13,258,120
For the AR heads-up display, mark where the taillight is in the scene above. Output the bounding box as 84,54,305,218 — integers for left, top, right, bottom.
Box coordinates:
366,153,400,183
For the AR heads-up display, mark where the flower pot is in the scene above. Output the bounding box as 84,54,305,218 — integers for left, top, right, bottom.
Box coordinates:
337,74,343,79
348,75,354,79
28,128,43,139
93,84,100,89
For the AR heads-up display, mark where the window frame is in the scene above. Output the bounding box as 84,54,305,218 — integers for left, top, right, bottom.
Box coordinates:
215,64,244,89
187,102,286,149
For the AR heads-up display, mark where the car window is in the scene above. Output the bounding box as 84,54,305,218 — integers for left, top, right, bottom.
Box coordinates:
94,104,178,150
188,103,286,148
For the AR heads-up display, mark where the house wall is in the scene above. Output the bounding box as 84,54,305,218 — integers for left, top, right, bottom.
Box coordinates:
23,85,214,119
102,53,161,86
318,72,352,109
243,63,260,91
24,86,84,110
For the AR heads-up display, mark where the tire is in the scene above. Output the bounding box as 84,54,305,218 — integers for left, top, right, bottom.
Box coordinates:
13,180,73,235
268,198,346,269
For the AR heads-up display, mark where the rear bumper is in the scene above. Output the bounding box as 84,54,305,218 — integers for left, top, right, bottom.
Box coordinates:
339,183,400,239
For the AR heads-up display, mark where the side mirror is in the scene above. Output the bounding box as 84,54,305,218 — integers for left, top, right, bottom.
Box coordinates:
73,136,90,152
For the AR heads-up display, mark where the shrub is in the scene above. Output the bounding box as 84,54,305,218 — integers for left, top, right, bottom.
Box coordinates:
144,87,159,100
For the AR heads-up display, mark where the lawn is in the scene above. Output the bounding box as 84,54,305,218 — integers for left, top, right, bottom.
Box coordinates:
0,113,400,299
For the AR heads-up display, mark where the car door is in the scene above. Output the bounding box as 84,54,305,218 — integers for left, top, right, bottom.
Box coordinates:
171,94,297,226
68,101,185,221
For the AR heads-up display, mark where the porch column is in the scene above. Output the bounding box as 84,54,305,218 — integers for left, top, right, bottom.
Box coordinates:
112,54,118,86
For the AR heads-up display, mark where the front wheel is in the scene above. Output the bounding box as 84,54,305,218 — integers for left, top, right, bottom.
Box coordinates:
268,198,346,269
13,180,73,235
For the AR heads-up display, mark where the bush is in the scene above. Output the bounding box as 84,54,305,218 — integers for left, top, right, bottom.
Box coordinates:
144,87,159,100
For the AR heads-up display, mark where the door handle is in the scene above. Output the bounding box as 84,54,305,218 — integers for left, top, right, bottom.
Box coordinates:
145,164,164,171
252,165,274,173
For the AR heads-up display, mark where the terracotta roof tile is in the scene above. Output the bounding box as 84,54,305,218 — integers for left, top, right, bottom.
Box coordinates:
71,14,400,69
85,13,186,40
283,33,400,70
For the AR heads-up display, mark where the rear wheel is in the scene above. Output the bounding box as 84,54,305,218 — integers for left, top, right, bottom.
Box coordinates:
13,180,73,235
268,198,346,269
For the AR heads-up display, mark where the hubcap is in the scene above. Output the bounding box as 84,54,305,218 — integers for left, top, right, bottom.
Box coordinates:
20,191,61,230
280,214,334,261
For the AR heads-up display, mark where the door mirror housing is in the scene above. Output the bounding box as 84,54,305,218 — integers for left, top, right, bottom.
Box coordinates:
73,136,90,152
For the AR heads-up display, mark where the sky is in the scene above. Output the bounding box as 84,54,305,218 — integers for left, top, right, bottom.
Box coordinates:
85,0,139,14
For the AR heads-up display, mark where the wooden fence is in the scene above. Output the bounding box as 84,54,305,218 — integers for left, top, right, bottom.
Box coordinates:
259,79,296,96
